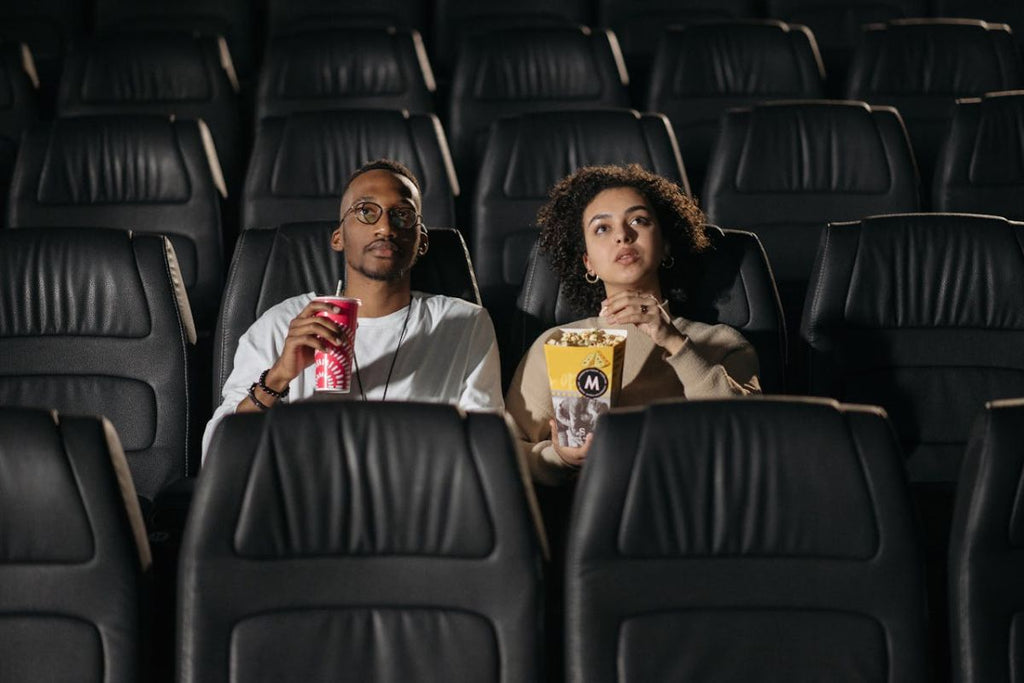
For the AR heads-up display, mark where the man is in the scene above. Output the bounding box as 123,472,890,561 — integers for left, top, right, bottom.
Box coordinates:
202,159,504,458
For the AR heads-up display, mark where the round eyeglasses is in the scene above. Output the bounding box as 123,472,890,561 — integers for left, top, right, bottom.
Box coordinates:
342,201,421,231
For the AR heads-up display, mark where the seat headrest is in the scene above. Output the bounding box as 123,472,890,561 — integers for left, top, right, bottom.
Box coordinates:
37,115,190,204
77,34,213,102
0,228,150,337
0,409,93,562
267,110,433,197
661,21,823,96
465,27,619,100
609,399,880,558
736,102,891,192
233,402,495,558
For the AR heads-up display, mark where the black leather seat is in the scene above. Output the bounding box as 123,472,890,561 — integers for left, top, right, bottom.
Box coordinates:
0,228,195,501
0,0,86,107
934,0,1024,52
182,401,543,682
257,27,435,120
0,41,36,218
766,0,926,89
266,0,427,37
7,114,226,331
473,109,687,329
213,222,479,402
447,26,629,182
432,0,590,75
647,20,826,194
242,109,458,231
57,33,242,194
845,19,1024,195
566,397,928,682
93,0,255,81
514,225,786,393
801,213,1024,485
703,100,919,355
933,90,1024,221
598,0,759,89
949,398,1024,683
0,407,151,682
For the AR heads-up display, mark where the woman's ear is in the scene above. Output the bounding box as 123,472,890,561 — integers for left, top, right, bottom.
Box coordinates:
582,252,592,273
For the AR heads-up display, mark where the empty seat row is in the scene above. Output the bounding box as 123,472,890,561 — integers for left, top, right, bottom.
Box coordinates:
7,396,1023,680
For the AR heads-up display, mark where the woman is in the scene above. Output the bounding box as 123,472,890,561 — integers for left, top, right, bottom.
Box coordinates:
506,164,761,486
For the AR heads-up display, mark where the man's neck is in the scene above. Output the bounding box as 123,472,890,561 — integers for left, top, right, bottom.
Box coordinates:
343,270,413,318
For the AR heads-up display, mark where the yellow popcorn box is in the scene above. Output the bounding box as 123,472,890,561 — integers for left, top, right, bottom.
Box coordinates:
543,328,627,448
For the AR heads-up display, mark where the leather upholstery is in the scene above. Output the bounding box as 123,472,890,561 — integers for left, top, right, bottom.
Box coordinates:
767,0,926,82
0,42,35,218
565,397,927,682
934,0,1024,49
801,213,1024,483
7,114,224,330
515,225,786,393
703,100,919,334
213,222,479,401
0,407,150,682
447,26,629,179
0,0,86,97
257,27,434,120
599,0,758,78
57,33,241,191
949,398,1024,683
933,91,1024,221
242,109,457,230
182,401,543,682
646,20,825,193
0,228,195,499
473,109,686,319
266,0,427,37
432,0,590,73
845,19,1024,192
93,0,255,78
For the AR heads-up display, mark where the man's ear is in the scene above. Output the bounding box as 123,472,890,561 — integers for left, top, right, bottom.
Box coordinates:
330,224,345,252
416,225,429,256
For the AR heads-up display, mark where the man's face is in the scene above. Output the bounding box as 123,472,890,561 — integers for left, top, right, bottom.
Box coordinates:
332,169,424,282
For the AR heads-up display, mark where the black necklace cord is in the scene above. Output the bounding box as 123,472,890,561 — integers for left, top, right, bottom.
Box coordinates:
353,299,414,402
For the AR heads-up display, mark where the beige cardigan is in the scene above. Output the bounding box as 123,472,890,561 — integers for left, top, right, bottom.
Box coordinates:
505,316,761,486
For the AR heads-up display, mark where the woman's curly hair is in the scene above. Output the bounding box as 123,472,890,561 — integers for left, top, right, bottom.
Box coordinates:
536,164,709,315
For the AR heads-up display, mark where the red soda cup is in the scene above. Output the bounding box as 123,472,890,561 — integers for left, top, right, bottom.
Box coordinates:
313,296,360,392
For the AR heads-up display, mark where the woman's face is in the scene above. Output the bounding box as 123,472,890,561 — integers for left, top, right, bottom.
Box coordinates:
581,186,666,294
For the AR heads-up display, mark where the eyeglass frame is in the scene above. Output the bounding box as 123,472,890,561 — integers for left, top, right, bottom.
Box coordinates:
340,200,423,231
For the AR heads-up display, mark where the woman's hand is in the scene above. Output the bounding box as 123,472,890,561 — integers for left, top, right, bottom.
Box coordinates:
549,419,592,468
600,290,686,355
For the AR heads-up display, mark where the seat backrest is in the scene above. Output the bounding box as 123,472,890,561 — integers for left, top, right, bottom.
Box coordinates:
0,42,36,217
473,109,687,318
933,90,1024,221
566,397,927,683
703,100,919,330
266,0,427,36
56,33,241,190
766,0,926,83
93,0,255,79
182,401,543,683
949,398,1024,683
801,213,1024,483
514,225,786,393
243,109,457,231
0,408,150,682
647,20,825,193
7,114,225,330
214,222,479,400
257,27,434,120
598,0,759,82
432,0,591,74
845,19,1024,191
0,0,86,98
447,26,629,181
933,0,1024,49
0,228,195,499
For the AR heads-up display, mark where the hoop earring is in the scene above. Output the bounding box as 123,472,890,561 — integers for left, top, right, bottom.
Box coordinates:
585,271,600,284
661,254,675,269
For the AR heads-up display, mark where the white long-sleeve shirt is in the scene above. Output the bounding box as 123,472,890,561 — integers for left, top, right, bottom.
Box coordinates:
202,291,504,460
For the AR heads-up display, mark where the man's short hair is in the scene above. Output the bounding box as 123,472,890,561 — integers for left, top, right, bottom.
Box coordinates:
344,159,422,195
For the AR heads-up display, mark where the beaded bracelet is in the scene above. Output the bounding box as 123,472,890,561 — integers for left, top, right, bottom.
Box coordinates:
257,369,289,398
247,383,272,411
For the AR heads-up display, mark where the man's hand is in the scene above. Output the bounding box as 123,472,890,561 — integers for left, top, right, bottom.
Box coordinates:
264,300,347,391
549,418,593,468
